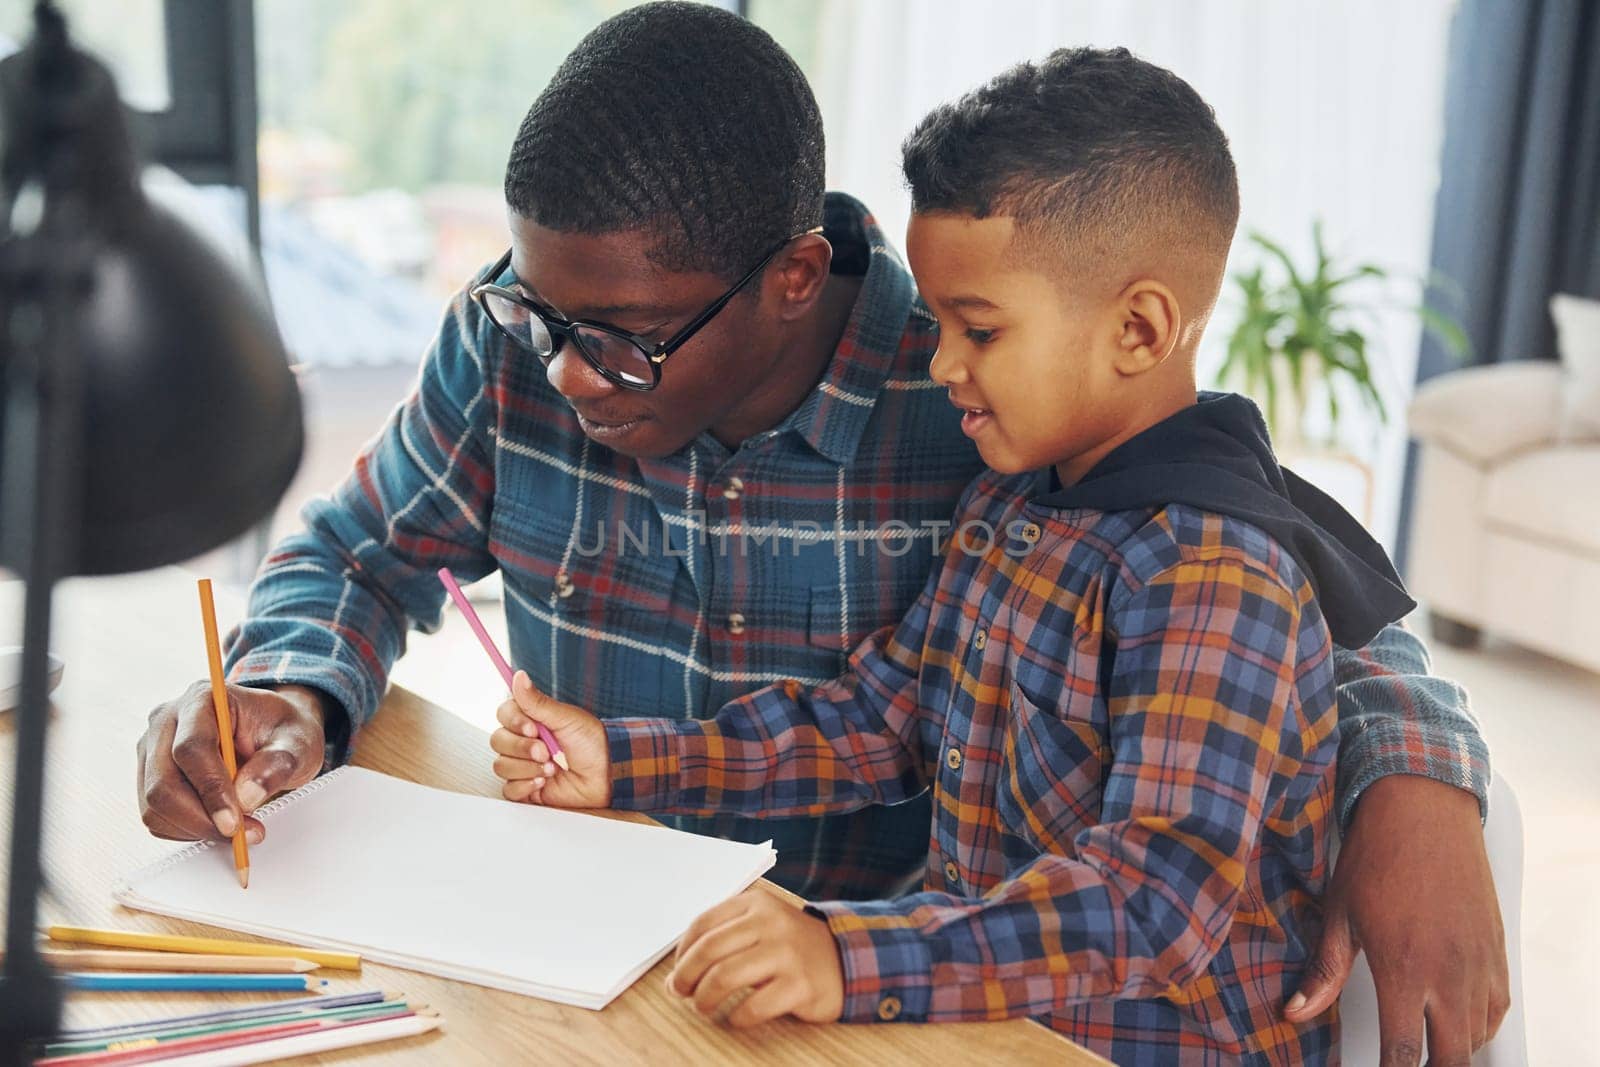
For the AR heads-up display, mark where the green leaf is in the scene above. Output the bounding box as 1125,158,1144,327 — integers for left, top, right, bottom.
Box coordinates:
1227,220,1468,439
1251,232,1306,292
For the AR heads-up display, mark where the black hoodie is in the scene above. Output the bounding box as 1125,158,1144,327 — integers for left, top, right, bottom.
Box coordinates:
1033,391,1415,649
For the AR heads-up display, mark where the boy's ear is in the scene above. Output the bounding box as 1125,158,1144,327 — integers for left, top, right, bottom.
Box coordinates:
1113,279,1181,375
770,232,833,323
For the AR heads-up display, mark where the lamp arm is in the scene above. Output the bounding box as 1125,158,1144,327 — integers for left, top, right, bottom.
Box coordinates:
0,221,88,1067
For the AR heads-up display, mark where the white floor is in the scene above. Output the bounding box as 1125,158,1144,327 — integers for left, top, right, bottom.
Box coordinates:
393,600,1600,1063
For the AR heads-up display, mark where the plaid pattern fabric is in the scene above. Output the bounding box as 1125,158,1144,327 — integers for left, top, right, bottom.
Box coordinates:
606,469,1345,1063
225,192,1488,906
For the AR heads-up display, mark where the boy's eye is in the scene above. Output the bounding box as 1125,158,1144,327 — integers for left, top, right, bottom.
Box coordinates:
965,328,998,345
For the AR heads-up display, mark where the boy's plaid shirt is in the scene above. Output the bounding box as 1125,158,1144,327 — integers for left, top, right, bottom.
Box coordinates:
226,193,1488,904
605,473,1342,1062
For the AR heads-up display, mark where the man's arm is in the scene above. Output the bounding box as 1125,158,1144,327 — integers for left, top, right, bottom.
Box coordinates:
224,284,500,767
138,284,501,845
1331,621,1489,825
1290,622,1510,1064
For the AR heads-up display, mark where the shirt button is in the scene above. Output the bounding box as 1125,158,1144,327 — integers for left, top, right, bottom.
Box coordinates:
877,995,902,1021
1020,522,1042,544
972,628,988,651
943,859,960,884
722,477,744,501
945,746,963,771
555,573,575,598
727,612,746,635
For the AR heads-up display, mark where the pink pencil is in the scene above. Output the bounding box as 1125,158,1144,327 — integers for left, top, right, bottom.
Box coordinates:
438,568,569,771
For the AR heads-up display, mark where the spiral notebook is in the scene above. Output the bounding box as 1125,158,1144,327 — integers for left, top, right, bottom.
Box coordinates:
113,766,777,1009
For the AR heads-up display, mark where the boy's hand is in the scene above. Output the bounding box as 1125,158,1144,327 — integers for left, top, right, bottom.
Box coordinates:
669,888,844,1028
490,671,610,808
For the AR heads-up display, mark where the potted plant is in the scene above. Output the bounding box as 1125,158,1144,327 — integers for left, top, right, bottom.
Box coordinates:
1216,221,1468,450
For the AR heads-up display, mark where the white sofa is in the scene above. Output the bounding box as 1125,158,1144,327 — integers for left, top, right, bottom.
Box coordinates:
1406,360,1600,672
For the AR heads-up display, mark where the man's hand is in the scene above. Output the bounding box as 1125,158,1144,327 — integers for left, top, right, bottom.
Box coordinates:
669,888,845,1028
1285,774,1510,1065
490,671,610,807
136,682,326,843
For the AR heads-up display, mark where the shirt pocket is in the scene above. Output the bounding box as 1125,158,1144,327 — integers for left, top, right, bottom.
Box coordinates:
806,578,929,660
505,575,677,720
994,680,1110,864
806,583,884,670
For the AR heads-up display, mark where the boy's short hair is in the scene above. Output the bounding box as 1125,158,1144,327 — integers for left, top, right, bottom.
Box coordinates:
902,47,1239,287
504,1,824,280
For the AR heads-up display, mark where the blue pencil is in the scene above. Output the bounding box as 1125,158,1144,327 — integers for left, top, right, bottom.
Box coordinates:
64,972,328,992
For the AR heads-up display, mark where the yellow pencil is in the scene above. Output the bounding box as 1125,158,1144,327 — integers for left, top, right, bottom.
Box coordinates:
33,949,318,973
197,578,250,889
45,927,362,971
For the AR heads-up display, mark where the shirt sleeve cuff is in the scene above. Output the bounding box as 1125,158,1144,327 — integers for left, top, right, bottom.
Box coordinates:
1337,716,1491,828
809,900,934,1023
227,652,369,771
604,717,694,810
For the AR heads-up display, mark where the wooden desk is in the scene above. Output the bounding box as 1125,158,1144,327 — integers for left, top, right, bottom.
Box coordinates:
0,571,1101,1065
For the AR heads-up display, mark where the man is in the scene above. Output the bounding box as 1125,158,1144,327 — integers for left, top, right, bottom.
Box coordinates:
135,4,1507,1060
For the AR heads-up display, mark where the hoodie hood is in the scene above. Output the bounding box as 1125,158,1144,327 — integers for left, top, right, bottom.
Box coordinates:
1035,392,1414,648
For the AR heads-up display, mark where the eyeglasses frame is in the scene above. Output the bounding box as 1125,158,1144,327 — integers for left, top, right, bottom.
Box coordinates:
470,225,825,391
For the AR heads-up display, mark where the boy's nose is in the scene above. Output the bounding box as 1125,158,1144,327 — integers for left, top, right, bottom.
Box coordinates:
546,345,619,403
928,343,969,387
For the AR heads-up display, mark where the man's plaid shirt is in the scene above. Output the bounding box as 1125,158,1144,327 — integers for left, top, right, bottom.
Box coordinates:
226,193,1488,903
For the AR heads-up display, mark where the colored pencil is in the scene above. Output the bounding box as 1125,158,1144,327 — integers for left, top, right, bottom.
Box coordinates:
35,1008,425,1066
438,567,569,770
35,1019,324,1066
197,578,250,889
49,990,390,1044
41,1001,416,1056
63,973,328,993
45,927,361,971
438,566,569,767
31,949,316,973
152,1012,441,1067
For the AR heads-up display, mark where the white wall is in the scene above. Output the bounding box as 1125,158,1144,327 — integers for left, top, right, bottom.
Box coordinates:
807,0,1459,548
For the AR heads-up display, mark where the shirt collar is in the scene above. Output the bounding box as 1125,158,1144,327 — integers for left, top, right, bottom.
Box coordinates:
780,192,917,465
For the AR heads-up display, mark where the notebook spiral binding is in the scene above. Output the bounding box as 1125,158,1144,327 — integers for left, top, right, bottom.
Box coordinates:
116,767,350,887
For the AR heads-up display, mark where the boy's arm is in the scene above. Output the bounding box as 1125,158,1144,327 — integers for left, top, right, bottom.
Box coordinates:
603,565,943,817
808,557,1330,1024
1331,623,1489,825
223,287,499,767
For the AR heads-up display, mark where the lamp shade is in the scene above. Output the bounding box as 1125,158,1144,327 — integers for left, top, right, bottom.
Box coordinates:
0,9,303,576
70,202,303,574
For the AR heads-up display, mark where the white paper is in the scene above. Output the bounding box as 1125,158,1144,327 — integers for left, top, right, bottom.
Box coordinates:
114,767,776,1009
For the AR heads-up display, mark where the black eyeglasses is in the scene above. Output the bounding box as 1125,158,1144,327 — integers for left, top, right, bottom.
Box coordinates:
471,226,824,391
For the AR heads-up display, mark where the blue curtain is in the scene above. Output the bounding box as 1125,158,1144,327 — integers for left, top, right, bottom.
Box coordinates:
1396,0,1600,572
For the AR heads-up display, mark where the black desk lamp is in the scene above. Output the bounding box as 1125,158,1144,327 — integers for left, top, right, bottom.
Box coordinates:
0,3,303,1060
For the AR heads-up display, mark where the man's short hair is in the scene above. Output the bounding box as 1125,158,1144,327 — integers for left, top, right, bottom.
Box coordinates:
901,46,1239,280
504,2,824,280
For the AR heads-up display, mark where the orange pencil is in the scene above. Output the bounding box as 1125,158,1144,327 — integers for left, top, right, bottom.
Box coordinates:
197,579,250,889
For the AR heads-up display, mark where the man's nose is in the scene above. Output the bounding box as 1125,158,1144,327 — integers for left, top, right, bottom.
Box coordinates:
546,344,619,402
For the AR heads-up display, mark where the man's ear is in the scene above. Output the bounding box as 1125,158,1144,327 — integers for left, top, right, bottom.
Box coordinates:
769,233,833,323
1112,279,1181,376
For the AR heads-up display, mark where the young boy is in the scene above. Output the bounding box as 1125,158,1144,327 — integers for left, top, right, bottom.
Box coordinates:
491,47,1413,1063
